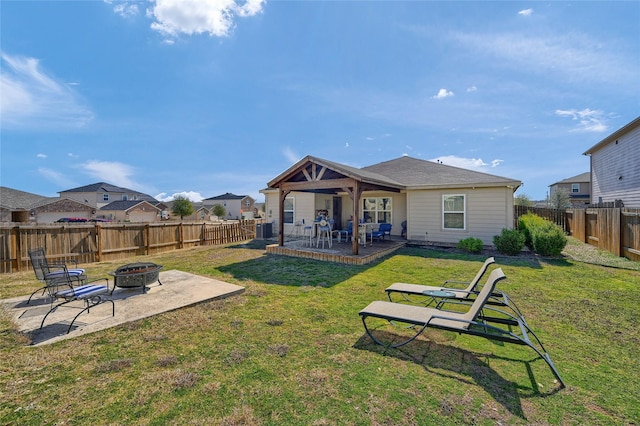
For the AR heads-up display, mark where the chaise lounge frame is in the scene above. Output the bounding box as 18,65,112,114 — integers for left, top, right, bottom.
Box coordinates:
359,268,565,388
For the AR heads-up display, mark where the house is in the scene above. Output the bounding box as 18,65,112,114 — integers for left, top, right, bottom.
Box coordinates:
0,187,49,222
163,201,211,221
99,200,161,222
262,155,521,254
59,182,158,210
583,116,640,207
202,193,256,220
549,172,591,207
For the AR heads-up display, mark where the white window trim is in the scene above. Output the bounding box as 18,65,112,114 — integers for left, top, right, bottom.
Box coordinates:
284,196,295,225
442,194,466,230
362,197,392,224
571,183,580,193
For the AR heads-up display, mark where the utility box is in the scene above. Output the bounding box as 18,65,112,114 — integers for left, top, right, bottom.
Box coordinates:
256,222,272,239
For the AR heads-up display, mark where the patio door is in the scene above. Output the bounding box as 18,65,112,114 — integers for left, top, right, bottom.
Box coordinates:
332,197,342,230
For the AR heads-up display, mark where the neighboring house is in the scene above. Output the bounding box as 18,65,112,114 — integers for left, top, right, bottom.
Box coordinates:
203,193,256,220
99,200,161,222
0,187,49,222
262,155,521,252
583,116,640,207
164,201,211,221
60,182,158,210
30,197,96,223
549,172,591,207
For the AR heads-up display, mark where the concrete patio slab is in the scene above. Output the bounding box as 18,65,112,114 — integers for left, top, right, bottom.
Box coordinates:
1,270,245,346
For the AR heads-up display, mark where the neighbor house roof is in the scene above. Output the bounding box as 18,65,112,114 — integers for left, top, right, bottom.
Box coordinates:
204,193,250,201
583,116,640,155
60,182,157,202
550,172,590,187
0,187,49,210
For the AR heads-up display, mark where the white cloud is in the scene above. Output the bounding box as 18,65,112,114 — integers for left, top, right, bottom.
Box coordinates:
38,167,75,188
432,88,454,99
282,147,301,164
0,51,94,130
155,191,204,202
451,30,637,84
518,9,533,16
555,108,608,132
105,1,139,18
429,155,503,172
466,86,477,92
146,0,265,38
37,153,47,159
79,160,143,190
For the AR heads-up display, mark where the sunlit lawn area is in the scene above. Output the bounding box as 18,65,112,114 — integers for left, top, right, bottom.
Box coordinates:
1,239,638,425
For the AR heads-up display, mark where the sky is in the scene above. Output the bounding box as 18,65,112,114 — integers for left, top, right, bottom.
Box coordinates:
1,1,639,203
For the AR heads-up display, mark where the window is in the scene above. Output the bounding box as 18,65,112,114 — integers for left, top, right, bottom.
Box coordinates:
362,197,392,223
572,184,580,193
283,197,294,224
122,195,128,201
443,194,465,230
103,194,109,201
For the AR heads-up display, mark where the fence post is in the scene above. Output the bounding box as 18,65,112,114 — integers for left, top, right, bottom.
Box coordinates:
96,224,103,262
145,224,150,255
179,222,184,249
12,226,21,272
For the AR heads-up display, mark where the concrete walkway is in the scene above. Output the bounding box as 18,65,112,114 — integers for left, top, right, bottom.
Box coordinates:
1,270,245,346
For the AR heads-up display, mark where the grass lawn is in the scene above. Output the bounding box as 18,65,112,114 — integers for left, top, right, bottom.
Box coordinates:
1,238,638,425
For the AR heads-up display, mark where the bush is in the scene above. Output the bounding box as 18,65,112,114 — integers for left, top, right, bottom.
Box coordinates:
457,237,484,253
517,213,567,256
531,225,567,256
493,228,525,256
518,212,547,249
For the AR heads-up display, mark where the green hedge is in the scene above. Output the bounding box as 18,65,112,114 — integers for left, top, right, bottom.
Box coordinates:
457,237,484,253
493,228,525,256
517,213,567,256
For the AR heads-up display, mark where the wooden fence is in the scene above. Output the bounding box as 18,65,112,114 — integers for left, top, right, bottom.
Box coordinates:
0,220,257,274
514,206,640,261
566,208,640,261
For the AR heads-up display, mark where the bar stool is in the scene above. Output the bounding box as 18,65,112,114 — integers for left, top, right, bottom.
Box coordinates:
301,219,313,246
316,219,332,248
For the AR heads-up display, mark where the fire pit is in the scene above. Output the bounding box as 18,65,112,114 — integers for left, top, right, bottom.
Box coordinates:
109,262,163,293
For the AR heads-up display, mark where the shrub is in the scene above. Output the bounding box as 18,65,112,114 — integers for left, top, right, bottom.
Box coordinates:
493,228,525,256
518,212,547,249
517,213,567,256
457,237,484,253
531,225,567,256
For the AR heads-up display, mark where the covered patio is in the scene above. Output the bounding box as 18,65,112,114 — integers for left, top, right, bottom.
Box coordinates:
265,235,405,265
266,156,404,256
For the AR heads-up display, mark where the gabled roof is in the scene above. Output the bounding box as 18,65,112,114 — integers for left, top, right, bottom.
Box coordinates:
362,156,521,189
267,155,405,191
204,192,251,201
267,155,520,192
99,200,160,212
550,172,590,186
0,187,49,210
583,116,640,155
60,182,157,202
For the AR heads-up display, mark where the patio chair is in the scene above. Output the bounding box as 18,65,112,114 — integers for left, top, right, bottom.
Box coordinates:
40,268,115,334
28,247,87,304
339,221,353,242
384,256,523,317
359,268,565,388
371,223,392,242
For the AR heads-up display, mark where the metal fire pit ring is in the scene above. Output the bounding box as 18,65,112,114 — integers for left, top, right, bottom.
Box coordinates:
109,262,163,294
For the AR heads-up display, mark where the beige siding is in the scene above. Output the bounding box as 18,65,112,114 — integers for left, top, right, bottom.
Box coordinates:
591,127,640,207
265,191,315,236
407,187,514,245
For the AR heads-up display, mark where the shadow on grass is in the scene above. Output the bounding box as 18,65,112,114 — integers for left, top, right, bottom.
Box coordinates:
353,332,562,420
217,244,557,287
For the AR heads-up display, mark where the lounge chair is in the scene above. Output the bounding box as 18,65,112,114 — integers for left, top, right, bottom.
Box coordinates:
359,268,565,388
40,268,115,334
371,223,392,242
28,247,87,304
385,256,525,321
